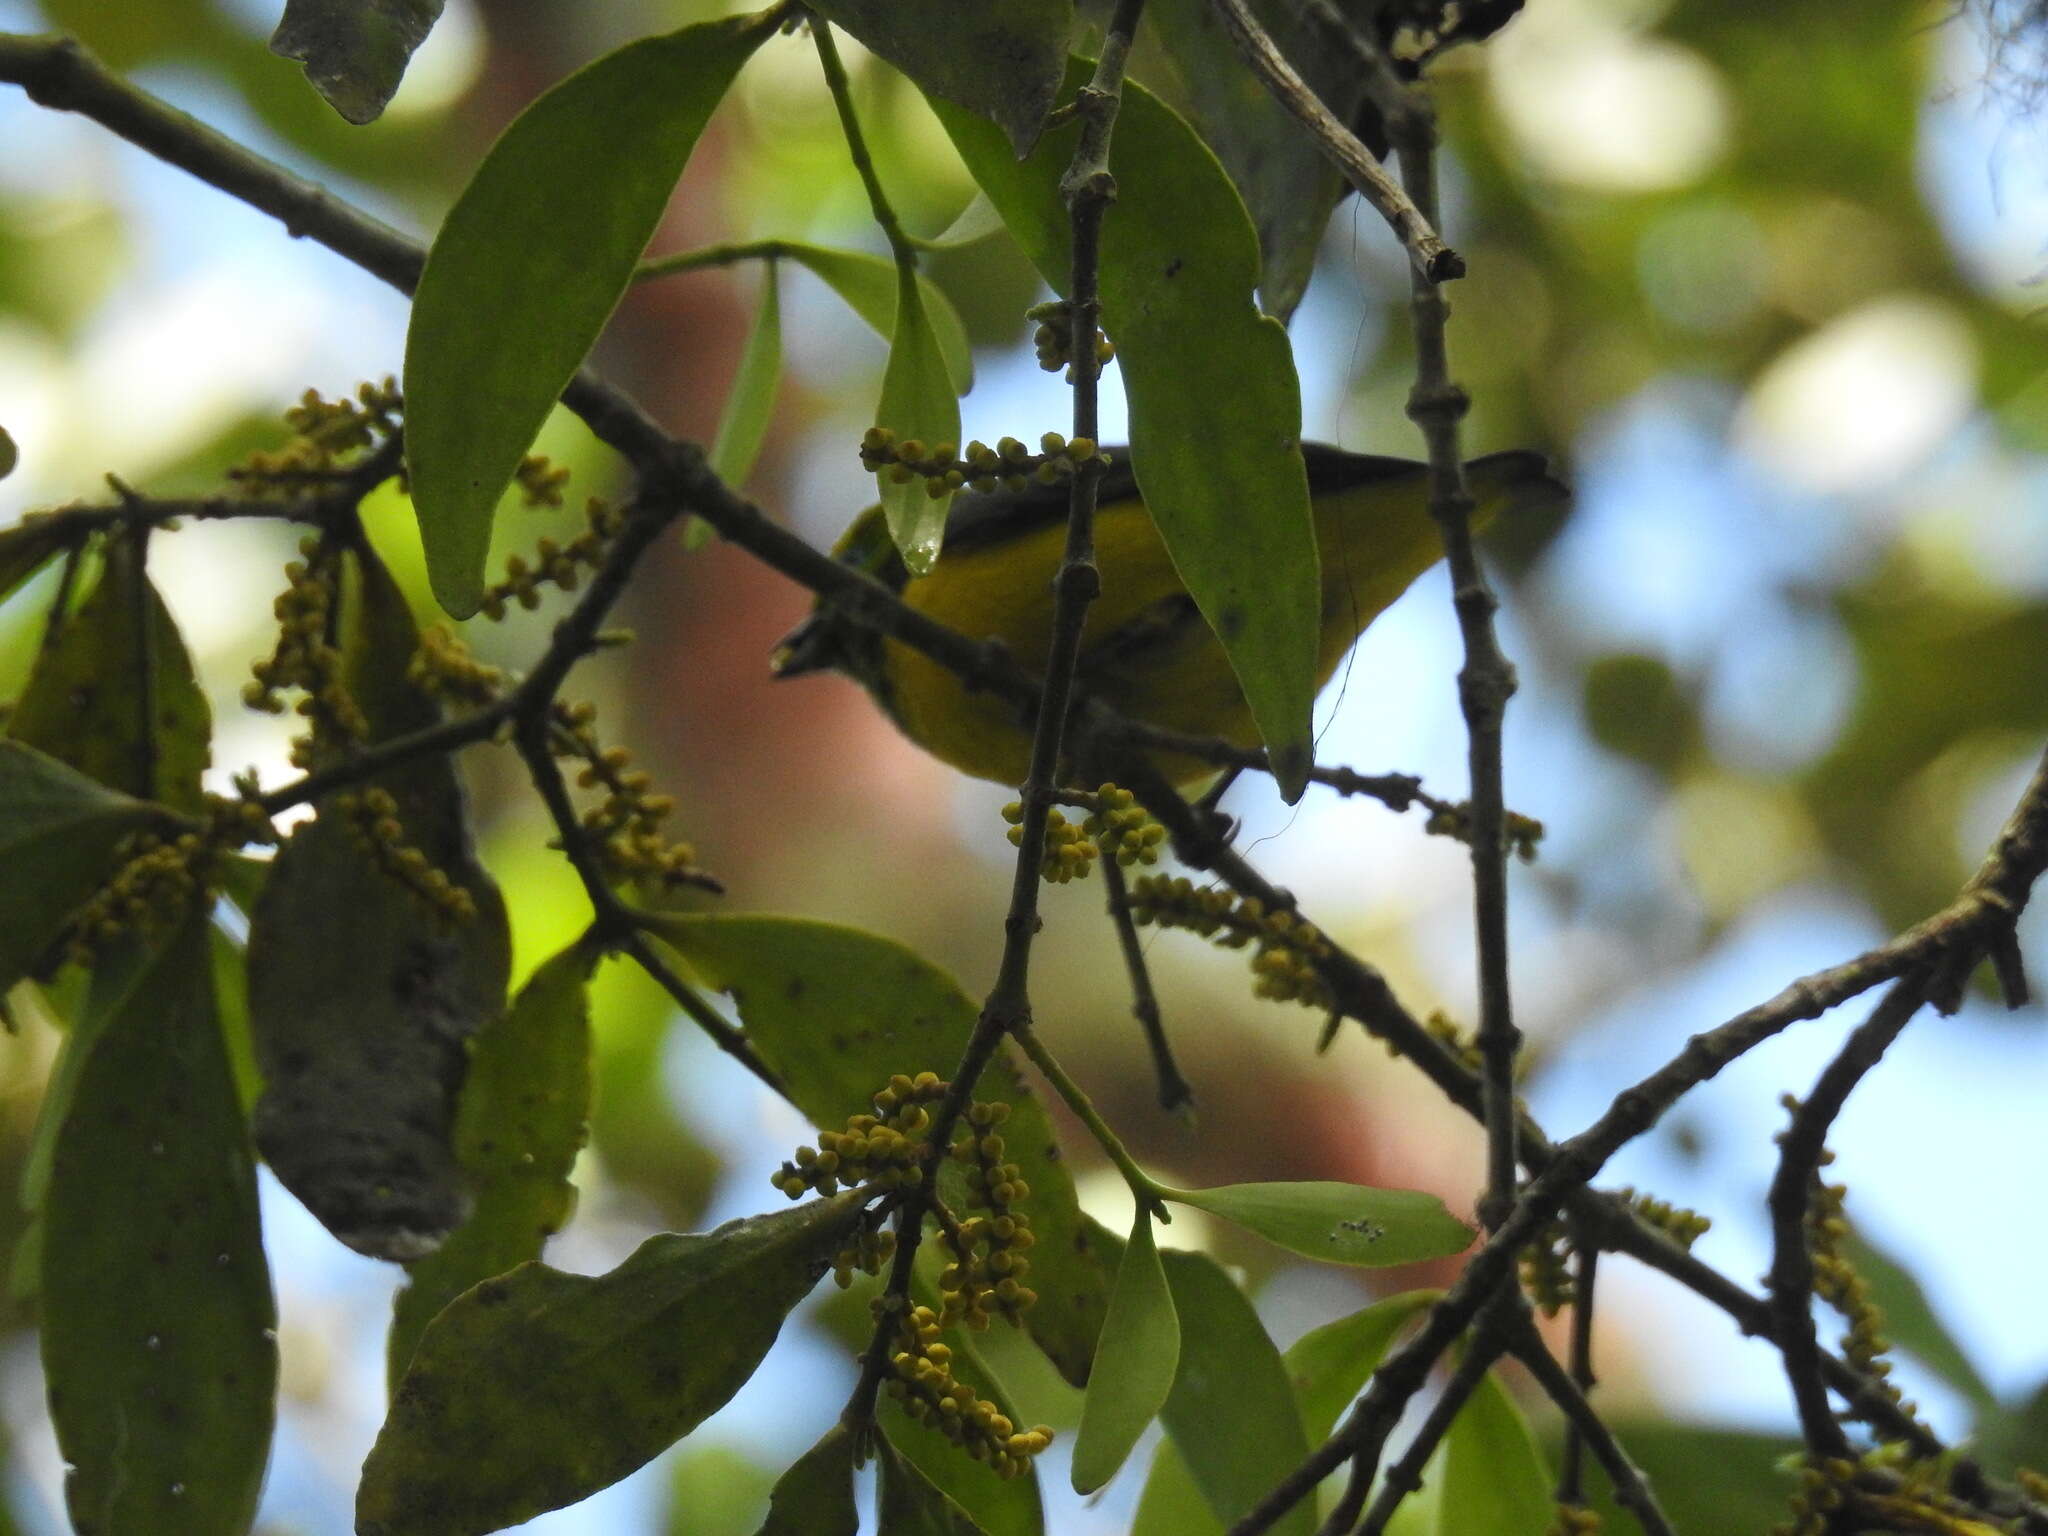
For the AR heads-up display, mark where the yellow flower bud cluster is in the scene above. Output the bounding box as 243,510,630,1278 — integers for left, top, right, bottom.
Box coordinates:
1002,801,1097,884
241,538,365,768
1024,299,1116,382
408,627,508,709
1080,783,1166,868
860,428,1110,500
478,497,625,621
1543,1506,1602,1536
1616,1186,1710,1251
770,1072,949,1200
1517,1217,1575,1317
549,701,710,892
1423,1009,1482,1072
1127,876,1335,1010
231,379,400,491
61,825,212,966
1422,800,1545,862
1774,1456,1858,1536
332,786,478,926
828,1225,897,1290
58,786,279,967
938,1100,1038,1330
512,454,572,510
882,1302,1054,1479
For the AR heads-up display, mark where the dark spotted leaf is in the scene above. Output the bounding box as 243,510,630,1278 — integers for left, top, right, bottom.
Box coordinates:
387,941,595,1384
358,1194,865,1536
41,911,276,1535
248,544,508,1260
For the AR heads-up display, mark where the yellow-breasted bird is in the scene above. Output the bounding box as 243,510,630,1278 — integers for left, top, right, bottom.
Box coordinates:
770,443,1566,787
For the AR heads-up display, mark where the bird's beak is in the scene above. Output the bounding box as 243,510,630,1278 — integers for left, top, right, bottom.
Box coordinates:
769,613,836,678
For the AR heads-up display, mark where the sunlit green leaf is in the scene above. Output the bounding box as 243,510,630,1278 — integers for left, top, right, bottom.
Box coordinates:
668,1443,776,1536
387,941,595,1385
9,532,211,812
753,1426,859,1536
1287,1290,1439,1442
1072,1210,1179,1493
359,1194,865,1536
913,192,1007,252
0,741,162,1000
248,544,509,1260
41,911,276,1535
1386,1362,1550,1536
932,61,1319,798
878,1436,994,1536
1155,1249,1311,1531
706,262,784,496
1165,1182,1473,1267
405,12,777,615
804,0,1069,157
783,243,973,394
269,0,444,125
875,263,961,573
648,912,1113,1386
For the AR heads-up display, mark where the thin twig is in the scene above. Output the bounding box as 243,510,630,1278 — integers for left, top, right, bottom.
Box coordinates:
1204,0,1460,281
1555,1237,1599,1506
1395,110,1521,1233
1766,977,1929,1459
1510,1316,1678,1536
1351,1329,1507,1535
1100,855,1193,1113
840,0,1150,1437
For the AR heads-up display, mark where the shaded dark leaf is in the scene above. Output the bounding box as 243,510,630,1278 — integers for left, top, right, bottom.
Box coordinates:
41,912,276,1535
358,1195,865,1536
387,941,594,1384
269,0,445,125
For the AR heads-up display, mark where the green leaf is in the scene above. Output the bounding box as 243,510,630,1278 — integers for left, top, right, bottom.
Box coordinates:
1146,1249,1312,1533
9,532,211,812
1287,1291,1440,1442
804,0,1069,157
705,262,784,495
0,513,67,602
387,942,595,1386
1072,1210,1179,1493
0,423,15,479
783,243,973,394
1386,1363,1551,1536
875,263,962,573
912,192,1008,251
1841,1222,1998,1417
880,1312,1045,1536
1572,1422,1798,1536
247,545,509,1260
358,1194,866,1536
878,1436,995,1536
754,1426,859,1536
405,12,776,615
932,62,1320,799
1136,0,1369,322
269,0,445,125
41,912,277,1535
0,741,162,1000
647,912,1113,1386
668,1443,777,1536
1166,1182,1473,1268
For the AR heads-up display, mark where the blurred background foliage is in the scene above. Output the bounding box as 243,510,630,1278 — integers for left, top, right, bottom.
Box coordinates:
0,0,2045,1530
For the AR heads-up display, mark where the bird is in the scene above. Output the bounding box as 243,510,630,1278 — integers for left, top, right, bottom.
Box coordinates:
770,443,1567,789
